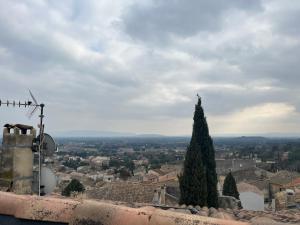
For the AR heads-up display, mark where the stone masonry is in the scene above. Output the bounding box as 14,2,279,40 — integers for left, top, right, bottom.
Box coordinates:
0,124,36,194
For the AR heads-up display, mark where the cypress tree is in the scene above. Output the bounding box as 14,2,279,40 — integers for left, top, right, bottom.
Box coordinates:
179,96,219,207
179,141,207,206
222,172,240,200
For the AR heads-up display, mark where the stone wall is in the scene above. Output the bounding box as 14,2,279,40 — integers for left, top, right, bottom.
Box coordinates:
218,195,240,209
216,159,256,175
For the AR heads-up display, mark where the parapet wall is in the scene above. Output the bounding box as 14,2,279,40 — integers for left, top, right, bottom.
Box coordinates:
0,191,249,225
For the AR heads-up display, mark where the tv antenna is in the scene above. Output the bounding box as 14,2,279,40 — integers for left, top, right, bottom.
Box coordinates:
0,90,45,196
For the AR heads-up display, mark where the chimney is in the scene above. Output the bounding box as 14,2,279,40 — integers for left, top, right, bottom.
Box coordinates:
152,189,159,205
159,185,166,205
0,124,36,194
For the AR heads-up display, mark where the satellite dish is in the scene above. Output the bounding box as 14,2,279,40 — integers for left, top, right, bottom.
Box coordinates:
40,166,57,195
37,133,57,156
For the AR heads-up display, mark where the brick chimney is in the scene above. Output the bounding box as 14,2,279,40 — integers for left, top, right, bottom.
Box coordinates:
0,124,36,194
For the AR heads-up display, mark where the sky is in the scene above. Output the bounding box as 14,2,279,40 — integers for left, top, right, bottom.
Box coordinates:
0,0,299,136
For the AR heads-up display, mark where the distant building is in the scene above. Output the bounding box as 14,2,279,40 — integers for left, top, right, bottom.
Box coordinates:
281,152,289,161
284,178,300,189
77,166,91,173
133,159,148,166
143,174,159,183
103,174,114,182
216,159,256,175
90,156,110,169
147,168,179,182
275,189,298,210
269,170,300,192
118,147,134,153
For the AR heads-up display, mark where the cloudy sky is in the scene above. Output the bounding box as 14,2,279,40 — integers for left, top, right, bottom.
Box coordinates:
0,0,299,136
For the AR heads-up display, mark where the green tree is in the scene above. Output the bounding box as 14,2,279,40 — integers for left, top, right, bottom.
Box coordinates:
179,141,207,206
62,179,85,197
179,96,219,207
222,172,239,200
125,160,135,175
109,159,122,168
119,168,131,180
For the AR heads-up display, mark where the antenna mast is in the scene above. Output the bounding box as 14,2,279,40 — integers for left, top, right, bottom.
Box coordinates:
38,103,45,196
0,90,45,196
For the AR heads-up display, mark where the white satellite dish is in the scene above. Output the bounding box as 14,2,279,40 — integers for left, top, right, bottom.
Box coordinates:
37,133,57,156
40,166,57,195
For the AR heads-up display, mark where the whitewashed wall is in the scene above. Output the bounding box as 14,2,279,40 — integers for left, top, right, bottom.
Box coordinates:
240,192,264,211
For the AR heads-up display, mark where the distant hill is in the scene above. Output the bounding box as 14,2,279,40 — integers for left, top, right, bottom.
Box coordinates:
213,135,300,145
214,133,300,138
233,136,268,141
213,136,268,144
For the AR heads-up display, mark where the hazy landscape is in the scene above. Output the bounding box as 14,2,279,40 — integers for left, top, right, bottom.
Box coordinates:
1,0,300,224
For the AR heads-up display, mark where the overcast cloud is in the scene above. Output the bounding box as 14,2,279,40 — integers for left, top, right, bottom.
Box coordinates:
0,0,299,136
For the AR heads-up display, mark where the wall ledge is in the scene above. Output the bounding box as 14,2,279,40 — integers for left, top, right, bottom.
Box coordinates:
0,192,249,225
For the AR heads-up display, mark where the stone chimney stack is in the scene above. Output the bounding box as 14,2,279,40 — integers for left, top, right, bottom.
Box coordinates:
0,124,36,194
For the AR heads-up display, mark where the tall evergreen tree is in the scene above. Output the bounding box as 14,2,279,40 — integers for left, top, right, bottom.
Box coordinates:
222,172,239,200
179,96,219,207
179,141,207,206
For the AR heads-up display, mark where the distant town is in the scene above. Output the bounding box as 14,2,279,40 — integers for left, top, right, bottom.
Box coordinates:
1,124,300,224
40,135,300,210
